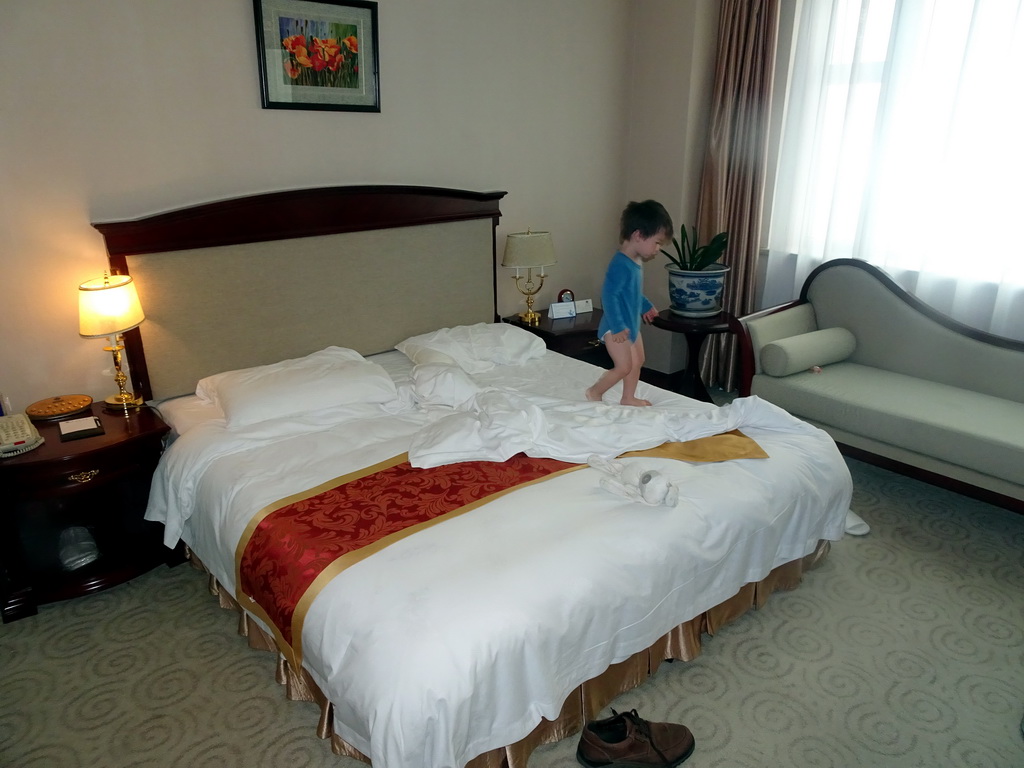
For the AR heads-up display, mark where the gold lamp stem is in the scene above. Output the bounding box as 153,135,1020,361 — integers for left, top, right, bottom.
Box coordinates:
103,333,140,416
512,267,546,325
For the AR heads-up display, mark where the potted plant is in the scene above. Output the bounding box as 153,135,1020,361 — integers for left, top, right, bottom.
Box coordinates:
661,226,730,317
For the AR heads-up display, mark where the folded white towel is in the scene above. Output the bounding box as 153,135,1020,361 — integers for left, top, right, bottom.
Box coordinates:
845,509,870,536
587,455,679,507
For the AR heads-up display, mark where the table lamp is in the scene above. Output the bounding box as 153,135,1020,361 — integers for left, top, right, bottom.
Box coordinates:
501,230,556,325
78,272,145,414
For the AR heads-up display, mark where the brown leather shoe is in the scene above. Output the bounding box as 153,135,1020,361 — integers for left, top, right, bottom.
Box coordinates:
576,708,695,767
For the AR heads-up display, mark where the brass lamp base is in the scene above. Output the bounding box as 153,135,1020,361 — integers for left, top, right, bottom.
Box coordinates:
512,270,545,326
103,337,143,416
518,309,542,325
103,393,144,409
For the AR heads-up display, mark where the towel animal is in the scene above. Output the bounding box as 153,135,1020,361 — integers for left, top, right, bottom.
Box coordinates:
587,455,679,507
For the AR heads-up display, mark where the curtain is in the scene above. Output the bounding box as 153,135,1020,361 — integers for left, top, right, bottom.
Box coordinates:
696,0,781,392
764,0,1024,341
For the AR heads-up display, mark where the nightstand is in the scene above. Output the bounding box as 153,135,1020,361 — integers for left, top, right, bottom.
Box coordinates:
503,308,611,367
650,310,741,402
0,404,173,622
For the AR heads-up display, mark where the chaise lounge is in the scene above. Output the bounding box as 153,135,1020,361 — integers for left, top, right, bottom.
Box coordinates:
738,258,1024,513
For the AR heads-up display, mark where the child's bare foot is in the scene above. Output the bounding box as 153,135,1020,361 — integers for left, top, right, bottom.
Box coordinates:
585,387,603,402
620,397,652,407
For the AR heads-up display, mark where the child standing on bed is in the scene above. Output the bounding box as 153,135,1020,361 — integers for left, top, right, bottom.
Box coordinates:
585,199,673,407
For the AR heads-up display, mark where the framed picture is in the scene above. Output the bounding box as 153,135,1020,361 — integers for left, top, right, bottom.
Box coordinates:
253,0,380,112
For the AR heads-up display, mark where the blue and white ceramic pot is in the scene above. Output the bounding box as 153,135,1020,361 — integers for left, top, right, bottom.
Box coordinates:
665,264,730,317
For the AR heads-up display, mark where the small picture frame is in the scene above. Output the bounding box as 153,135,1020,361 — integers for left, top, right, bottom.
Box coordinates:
557,288,575,303
253,0,380,112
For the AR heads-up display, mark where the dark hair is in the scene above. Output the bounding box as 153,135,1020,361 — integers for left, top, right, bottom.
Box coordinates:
619,200,674,242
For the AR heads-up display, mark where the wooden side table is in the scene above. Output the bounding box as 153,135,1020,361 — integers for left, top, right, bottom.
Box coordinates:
650,310,741,402
0,404,173,622
502,308,611,367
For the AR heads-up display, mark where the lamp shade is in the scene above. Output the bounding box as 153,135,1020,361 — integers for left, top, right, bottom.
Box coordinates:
78,274,145,338
501,231,556,268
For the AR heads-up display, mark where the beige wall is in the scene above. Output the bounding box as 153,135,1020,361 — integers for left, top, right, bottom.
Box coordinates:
0,0,717,410
625,0,720,370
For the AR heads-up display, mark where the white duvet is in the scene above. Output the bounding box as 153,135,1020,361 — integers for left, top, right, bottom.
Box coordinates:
148,351,852,768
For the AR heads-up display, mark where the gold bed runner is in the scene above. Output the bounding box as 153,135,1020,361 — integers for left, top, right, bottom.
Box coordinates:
236,430,767,669
623,429,769,462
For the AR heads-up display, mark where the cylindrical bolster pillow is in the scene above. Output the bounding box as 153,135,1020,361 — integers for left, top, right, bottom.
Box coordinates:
760,327,857,377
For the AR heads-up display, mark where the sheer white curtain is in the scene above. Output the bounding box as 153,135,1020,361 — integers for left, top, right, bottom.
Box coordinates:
763,0,1024,341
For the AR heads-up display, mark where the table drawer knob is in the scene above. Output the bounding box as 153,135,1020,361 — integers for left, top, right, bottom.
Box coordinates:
69,469,100,484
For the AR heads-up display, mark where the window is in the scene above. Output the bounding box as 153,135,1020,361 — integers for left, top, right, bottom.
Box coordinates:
764,0,1024,340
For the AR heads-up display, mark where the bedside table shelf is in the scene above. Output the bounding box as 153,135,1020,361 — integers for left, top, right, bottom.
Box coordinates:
503,308,611,367
0,404,173,622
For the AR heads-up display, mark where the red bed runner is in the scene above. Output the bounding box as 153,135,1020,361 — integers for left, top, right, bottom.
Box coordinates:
236,452,579,666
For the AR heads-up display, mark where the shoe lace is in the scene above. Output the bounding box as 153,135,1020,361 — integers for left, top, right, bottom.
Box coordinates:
612,708,673,766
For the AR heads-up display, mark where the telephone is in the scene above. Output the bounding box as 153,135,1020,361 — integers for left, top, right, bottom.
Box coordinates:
0,413,44,456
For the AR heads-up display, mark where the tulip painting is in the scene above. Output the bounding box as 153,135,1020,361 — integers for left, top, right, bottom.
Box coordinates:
279,18,360,89
255,0,379,112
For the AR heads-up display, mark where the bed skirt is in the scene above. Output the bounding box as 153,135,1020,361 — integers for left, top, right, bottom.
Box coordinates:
191,539,831,768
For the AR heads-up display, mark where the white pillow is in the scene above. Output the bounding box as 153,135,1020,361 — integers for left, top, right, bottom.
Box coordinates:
393,343,458,367
410,363,480,408
151,394,224,438
195,346,398,427
395,323,546,374
760,327,857,377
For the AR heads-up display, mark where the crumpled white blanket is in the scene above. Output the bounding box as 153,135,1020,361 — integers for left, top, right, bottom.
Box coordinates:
407,386,872,535
407,390,826,468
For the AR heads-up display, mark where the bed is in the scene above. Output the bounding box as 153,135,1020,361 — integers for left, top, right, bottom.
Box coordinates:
92,186,853,768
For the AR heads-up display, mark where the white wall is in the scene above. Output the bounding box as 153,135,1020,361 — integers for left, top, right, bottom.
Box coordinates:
0,0,716,410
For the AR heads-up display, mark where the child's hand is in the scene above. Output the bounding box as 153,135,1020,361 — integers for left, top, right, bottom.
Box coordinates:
609,330,630,343
642,307,659,323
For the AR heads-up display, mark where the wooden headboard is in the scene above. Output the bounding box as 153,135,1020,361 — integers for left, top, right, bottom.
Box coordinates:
93,186,506,401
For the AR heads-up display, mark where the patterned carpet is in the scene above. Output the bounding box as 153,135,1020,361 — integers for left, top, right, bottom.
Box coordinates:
2,458,1022,768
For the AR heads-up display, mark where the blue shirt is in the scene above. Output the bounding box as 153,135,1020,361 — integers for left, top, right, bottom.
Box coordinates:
598,251,653,342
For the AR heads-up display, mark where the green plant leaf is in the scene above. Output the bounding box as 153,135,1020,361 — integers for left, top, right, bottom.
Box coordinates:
660,236,684,268
662,226,728,270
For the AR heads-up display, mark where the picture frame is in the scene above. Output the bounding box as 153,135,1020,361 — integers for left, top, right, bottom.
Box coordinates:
253,0,380,112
